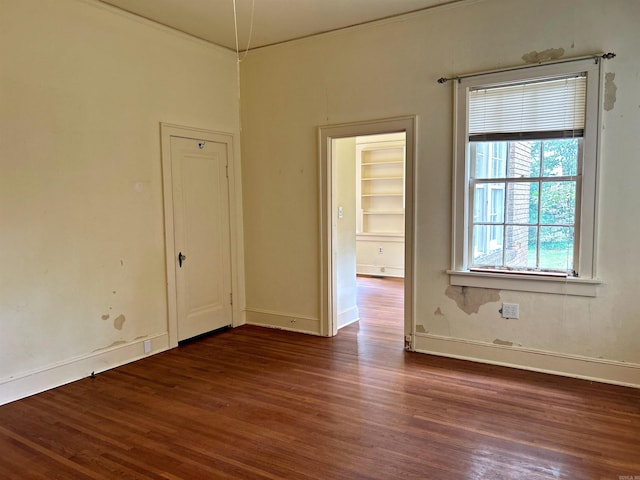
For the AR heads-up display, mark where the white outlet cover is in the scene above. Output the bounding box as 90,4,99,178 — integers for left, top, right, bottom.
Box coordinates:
502,303,520,319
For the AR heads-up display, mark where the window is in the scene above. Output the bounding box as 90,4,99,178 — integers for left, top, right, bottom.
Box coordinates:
450,58,603,296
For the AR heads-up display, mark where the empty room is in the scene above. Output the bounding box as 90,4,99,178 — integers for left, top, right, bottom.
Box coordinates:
1,0,639,478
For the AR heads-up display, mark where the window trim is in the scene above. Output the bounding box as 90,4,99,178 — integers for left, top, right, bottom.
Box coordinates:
450,58,603,296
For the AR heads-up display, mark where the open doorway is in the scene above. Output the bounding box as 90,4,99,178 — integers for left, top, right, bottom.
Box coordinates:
334,133,406,334
318,116,416,348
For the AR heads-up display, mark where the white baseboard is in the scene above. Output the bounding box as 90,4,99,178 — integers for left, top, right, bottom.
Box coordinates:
338,305,360,329
0,332,170,406
413,333,640,389
245,308,320,335
356,264,404,277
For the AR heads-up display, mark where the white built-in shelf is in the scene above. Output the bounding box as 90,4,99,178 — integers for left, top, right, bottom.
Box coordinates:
361,160,404,166
361,193,403,197
361,176,403,181
357,138,405,236
362,210,405,215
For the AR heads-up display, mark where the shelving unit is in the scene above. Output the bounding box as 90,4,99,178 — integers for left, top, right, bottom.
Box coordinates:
355,134,405,277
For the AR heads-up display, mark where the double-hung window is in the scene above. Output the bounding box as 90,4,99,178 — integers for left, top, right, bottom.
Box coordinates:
450,58,603,296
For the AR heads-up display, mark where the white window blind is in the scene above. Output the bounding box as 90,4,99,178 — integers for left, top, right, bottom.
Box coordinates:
468,75,587,140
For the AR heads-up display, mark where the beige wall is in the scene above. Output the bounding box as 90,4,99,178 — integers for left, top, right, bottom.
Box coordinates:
0,0,239,397
240,0,640,384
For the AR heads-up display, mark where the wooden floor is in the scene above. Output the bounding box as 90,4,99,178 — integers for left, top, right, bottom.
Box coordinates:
1,276,639,479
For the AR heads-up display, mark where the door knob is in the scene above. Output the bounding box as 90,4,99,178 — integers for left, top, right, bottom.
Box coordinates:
178,252,186,268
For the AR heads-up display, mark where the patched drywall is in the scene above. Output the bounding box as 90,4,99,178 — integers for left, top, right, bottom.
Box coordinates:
522,47,565,63
445,286,500,315
604,72,617,111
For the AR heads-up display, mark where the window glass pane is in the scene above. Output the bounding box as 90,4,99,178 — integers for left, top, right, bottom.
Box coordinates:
491,142,507,178
472,225,503,265
510,141,540,177
505,225,537,268
473,183,504,222
539,226,574,270
472,142,489,178
506,182,538,224
540,181,576,224
542,138,579,177
473,185,487,222
472,142,506,179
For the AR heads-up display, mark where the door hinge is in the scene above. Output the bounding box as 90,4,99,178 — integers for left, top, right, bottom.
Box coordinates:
230,292,233,305
225,164,229,178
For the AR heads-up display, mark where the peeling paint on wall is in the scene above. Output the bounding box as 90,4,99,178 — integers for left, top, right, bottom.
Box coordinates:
434,307,444,316
521,48,565,64
493,338,514,346
113,314,126,330
101,314,110,321
415,324,426,333
604,72,617,111
445,286,500,315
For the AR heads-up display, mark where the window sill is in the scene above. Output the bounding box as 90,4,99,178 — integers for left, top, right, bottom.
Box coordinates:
447,270,600,297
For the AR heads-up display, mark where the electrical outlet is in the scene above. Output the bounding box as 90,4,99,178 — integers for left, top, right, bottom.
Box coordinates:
143,339,151,354
501,303,519,319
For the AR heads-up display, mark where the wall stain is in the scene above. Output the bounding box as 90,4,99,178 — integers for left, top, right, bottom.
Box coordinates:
604,72,617,111
113,314,126,330
93,340,126,352
493,338,514,346
522,47,565,64
434,307,444,316
445,286,500,315
415,324,426,333
101,314,110,321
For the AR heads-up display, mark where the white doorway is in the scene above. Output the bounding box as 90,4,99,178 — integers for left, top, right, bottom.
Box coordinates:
334,133,406,331
319,116,416,346
161,124,242,346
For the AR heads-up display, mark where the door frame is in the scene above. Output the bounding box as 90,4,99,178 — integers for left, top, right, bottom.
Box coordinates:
318,116,417,343
161,123,245,348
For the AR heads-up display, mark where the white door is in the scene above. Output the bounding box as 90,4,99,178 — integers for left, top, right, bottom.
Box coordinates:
171,136,232,341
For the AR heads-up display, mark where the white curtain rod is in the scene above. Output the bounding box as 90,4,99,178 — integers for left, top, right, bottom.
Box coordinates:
437,52,616,84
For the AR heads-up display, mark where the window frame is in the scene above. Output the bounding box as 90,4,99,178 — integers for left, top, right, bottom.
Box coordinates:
449,58,603,297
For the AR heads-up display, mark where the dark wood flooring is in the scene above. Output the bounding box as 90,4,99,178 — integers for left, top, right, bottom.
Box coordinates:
1,276,639,479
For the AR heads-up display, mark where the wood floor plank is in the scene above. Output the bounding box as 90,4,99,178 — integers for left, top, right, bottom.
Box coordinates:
1,276,639,479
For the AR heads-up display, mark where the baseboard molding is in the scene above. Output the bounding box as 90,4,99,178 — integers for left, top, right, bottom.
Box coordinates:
0,332,170,406
245,308,320,335
356,264,404,277
413,333,640,389
337,305,360,329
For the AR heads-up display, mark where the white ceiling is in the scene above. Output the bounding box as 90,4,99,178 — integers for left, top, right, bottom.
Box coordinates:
100,0,459,51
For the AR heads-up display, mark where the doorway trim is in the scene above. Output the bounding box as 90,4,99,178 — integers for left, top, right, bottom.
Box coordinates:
160,123,246,348
319,116,417,341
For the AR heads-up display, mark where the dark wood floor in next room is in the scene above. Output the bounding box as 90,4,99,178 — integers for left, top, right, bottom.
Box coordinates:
0,276,638,479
